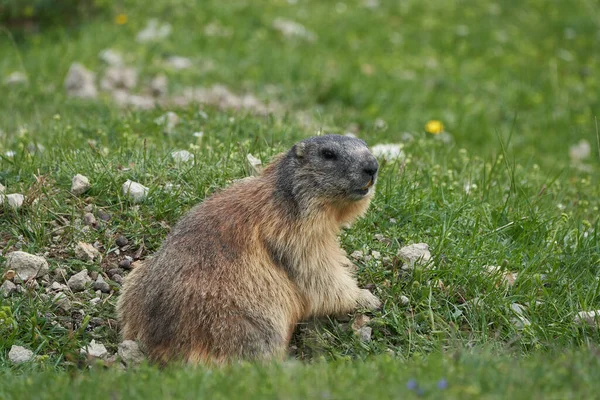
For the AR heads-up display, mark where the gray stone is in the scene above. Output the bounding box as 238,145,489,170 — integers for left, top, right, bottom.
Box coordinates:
358,326,372,342
165,56,193,70
98,49,123,66
118,340,145,366
399,295,410,306
50,281,67,291
93,276,111,293
136,19,172,43
67,269,91,292
510,303,531,330
8,345,34,364
71,174,91,195
171,150,194,164
150,74,168,97
1,280,17,297
80,339,108,359
53,292,72,312
4,72,28,86
1,193,25,209
83,212,97,226
100,66,138,91
5,251,49,281
75,242,101,262
398,243,432,270
154,112,179,134
574,310,600,327
64,63,97,99
115,235,129,247
122,180,149,203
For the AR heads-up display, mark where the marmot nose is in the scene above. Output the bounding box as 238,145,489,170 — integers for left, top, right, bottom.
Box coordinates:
362,160,379,178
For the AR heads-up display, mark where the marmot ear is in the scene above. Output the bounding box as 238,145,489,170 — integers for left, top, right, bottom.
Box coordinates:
294,142,306,158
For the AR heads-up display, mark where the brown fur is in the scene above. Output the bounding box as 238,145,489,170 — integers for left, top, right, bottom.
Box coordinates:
117,135,381,364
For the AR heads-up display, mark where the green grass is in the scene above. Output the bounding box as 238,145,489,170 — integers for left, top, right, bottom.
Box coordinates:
1,0,600,396
3,349,600,399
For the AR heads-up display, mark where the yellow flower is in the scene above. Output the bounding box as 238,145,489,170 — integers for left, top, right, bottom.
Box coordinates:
425,120,444,134
115,14,128,25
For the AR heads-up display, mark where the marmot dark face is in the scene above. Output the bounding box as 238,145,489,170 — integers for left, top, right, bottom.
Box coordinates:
285,134,379,202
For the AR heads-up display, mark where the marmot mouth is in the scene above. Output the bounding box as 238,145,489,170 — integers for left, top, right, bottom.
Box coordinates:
354,188,369,196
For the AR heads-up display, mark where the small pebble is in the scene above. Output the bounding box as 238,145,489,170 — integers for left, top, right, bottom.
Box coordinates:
93,276,111,293
67,269,91,292
71,174,91,196
122,180,149,203
97,210,111,221
1,280,17,297
107,268,122,277
80,340,108,359
112,274,123,284
116,235,129,247
119,259,132,269
8,345,34,364
83,212,97,226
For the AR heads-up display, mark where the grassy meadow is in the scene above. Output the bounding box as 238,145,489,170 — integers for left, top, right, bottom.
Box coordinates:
1,0,600,397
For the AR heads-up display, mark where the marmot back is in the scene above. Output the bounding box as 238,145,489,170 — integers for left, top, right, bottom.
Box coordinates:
117,134,381,364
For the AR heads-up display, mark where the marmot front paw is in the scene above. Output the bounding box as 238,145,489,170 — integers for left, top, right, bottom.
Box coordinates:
357,289,382,311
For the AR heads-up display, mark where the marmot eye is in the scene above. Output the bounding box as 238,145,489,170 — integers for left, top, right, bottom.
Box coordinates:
321,149,337,160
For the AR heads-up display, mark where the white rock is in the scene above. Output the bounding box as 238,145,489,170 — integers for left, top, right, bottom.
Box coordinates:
192,131,204,138
118,340,145,366
483,265,518,286
398,243,432,270
1,193,25,209
246,153,263,176
80,339,108,359
574,310,600,327
52,292,72,312
5,251,49,281
83,212,97,226
75,242,101,262
90,297,102,306
272,18,317,41
100,66,138,91
165,56,193,70
399,295,410,306
569,139,591,162
371,143,405,160
1,280,17,297
93,276,111,293
8,345,34,364
510,303,531,330
112,92,155,110
171,150,194,164
154,112,179,133
122,180,149,203
50,281,67,291
358,326,372,342
67,269,92,292
136,19,172,43
4,72,28,85
371,251,381,259
64,63,97,99
150,74,168,97
98,49,123,66
71,174,91,195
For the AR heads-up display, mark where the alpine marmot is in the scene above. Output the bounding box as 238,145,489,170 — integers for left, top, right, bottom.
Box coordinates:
117,134,381,364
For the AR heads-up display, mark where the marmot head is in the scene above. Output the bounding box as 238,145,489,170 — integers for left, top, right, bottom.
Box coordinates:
278,134,379,205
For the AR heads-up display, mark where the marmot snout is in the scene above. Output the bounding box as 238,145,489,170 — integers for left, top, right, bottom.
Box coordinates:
117,134,381,364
